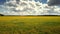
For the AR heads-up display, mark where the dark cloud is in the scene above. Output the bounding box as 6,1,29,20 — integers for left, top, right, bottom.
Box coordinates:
48,0,60,6
16,0,20,4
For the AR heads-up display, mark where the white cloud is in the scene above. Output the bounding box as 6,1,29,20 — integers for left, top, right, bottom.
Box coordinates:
0,0,60,15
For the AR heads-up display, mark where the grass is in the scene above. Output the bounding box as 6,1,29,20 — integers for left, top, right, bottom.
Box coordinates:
0,16,60,34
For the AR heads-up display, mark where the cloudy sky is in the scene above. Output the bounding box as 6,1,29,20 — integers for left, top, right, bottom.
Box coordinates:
0,0,47,5
0,0,60,15
0,0,6,5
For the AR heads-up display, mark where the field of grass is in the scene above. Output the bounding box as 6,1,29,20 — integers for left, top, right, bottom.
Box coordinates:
0,16,60,34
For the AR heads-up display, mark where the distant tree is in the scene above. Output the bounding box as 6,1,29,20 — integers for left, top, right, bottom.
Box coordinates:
0,14,4,16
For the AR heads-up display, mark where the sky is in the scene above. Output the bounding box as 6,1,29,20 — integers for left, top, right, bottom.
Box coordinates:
48,0,60,6
0,0,60,15
0,0,6,5
0,0,47,5
39,0,47,3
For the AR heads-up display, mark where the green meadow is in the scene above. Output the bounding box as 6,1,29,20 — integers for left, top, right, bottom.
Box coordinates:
0,16,60,34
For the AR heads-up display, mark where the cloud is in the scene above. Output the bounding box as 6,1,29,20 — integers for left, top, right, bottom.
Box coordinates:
48,0,60,6
0,0,60,15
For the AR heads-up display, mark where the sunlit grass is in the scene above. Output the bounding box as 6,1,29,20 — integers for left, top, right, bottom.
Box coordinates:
0,16,60,34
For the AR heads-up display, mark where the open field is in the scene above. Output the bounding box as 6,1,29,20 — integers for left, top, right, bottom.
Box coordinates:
0,16,60,34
